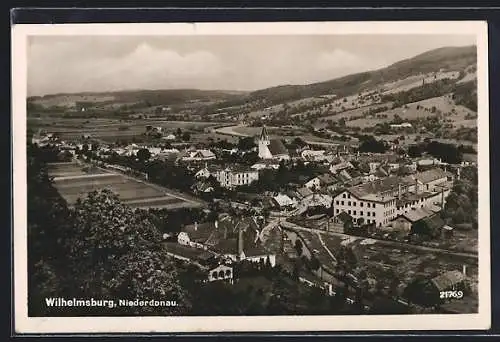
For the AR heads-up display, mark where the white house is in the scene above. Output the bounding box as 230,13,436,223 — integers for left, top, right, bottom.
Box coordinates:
273,194,297,209
163,134,177,141
195,166,213,179
251,160,281,170
215,167,259,189
390,122,413,129
305,177,321,190
208,264,234,284
301,149,326,161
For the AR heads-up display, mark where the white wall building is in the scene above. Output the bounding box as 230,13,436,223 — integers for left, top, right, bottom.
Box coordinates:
332,168,453,228
215,167,259,189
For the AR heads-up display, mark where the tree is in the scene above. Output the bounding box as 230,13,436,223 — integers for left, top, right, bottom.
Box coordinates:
343,218,354,234
294,239,303,256
358,135,388,154
65,190,190,315
136,148,151,162
182,132,191,142
237,137,256,151
176,128,182,137
309,256,320,271
408,144,423,158
356,217,364,226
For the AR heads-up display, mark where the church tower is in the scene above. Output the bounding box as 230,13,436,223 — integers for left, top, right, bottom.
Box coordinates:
258,125,273,159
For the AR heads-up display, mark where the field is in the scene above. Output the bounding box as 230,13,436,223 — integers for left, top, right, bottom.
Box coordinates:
48,162,204,209
345,95,476,129
28,117,224,142
30,94,117,108
380,71,461,95
322,102,392,122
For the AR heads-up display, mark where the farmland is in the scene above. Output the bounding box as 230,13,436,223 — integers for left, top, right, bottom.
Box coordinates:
28,117,225,142
379,71,461,95
48,162,205,210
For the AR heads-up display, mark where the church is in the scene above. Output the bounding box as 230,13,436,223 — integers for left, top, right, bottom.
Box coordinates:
257,125,290,161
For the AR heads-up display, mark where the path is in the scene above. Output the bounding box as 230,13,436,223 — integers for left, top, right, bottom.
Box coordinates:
53,172,119,181
317,232,338,264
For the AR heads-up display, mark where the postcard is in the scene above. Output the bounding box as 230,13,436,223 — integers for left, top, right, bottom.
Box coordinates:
12,21,490,333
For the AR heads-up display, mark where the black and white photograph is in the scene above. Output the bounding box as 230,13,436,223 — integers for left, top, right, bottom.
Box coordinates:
12,21,490,333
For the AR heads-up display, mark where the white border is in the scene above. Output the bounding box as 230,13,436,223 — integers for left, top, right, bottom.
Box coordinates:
12,21,490,333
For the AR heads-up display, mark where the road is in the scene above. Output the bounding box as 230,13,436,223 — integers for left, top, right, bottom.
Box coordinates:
214,124,341,147
280,220,478,262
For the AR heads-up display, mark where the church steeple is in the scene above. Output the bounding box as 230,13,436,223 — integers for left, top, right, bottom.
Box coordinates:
259,125,269,142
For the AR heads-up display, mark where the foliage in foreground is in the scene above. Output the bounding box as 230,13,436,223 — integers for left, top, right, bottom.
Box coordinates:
28,144,189,316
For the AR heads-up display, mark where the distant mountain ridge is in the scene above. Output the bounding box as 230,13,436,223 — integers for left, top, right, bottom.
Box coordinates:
244,45,476,105
28,45,476,108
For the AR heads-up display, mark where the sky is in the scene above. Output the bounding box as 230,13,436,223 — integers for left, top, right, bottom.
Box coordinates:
27,34,476,96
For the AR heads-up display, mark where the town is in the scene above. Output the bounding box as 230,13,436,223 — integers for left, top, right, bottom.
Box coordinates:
27,43,479,316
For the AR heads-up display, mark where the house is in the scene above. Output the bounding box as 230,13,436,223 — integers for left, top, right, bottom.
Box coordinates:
251,159,281,170
195,167,212,179
417,158,442,167
441,225,454,239
257,125,290,161
410,168,453,192
317,173,338,192
300,193,333,210
272,194,297,209
296,187,314,200
180,149,216,162
194,165,221,179
208,264,234,284
163,133,177,141
461,153,477,166
301,149,327,162
178,221,217,249
390,122,412,129
155,149,180,161
411,214,445,238
305,176,321,190
429,270,466,296
332,168,453,228
329,157,354,174
214,166,259,189
147,147,162,156
191,181,215,194
209,216,277,266
392,207,436,232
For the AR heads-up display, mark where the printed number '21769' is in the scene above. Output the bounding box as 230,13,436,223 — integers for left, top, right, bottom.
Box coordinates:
440,290,464,299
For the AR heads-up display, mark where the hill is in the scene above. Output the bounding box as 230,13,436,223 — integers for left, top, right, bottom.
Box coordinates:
28,89,247,109
240,45,476,106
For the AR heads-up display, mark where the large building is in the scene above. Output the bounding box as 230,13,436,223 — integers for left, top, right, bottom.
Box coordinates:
215,166,259,189
333,168,453,228
257,125,290,161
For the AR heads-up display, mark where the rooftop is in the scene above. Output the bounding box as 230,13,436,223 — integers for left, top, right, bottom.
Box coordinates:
349,176,412,201
430,270,465,292
400,207,435,222
268,139,289,156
